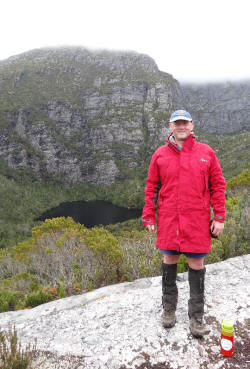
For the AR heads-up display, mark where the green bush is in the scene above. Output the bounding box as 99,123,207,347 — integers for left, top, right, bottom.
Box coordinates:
9,217,125,293
226,169,250,190
86,226,124,285
0,290,24,313
0,273,39,294
222,190,249,258
105,217,142,237
24,289,55,308
58,285,66,298
0,326,36,369
177,255,188,273
205,239,225,264
119,230,162,280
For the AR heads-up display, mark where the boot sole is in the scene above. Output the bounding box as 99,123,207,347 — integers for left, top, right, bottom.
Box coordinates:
190,329,205,338
162,317,176,328
189,324,210,338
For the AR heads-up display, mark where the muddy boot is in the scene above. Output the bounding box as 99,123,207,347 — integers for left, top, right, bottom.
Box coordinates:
188,267,210,338
162,262,178,328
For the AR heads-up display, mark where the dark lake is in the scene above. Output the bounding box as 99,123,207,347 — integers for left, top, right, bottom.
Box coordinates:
37,200,142,228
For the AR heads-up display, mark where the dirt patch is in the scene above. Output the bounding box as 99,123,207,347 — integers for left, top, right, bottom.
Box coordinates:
119,317,249,369
201,318,250,369
119,362,171,369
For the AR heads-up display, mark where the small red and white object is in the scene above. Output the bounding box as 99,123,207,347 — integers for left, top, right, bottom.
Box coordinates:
221,320,234,357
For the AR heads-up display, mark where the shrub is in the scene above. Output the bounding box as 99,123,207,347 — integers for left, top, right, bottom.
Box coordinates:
226,169,250,190
223,190,249,258
205,239,225,264
0,326,36,369
177,254,188,273
0,250,27,280
0,290,24,313
11,217,124,293
105,217,142,237
0,273,39,294
24,288,55,308
119,230,162,280
86,226,124,285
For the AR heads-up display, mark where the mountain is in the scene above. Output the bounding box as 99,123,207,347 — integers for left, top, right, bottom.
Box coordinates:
1,47,249,186
182,82,250,134
0,47,181,185
0,47,249,247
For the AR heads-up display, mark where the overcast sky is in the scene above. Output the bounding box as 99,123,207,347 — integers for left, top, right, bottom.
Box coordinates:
1,0,250,82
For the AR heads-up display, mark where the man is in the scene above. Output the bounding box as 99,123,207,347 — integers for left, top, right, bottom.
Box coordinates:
142,110,225,337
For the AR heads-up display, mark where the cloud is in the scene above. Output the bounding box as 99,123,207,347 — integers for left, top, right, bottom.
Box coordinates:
1,0,249,82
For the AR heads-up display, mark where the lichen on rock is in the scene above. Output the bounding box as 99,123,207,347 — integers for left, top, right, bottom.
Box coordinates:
0,255,249,369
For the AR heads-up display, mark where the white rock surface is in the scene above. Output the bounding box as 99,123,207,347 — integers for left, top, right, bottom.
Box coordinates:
0,255,249,369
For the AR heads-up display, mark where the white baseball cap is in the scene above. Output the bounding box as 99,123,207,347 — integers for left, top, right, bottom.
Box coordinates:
170,110,192,123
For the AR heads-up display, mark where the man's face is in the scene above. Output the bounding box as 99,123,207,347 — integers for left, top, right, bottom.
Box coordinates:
169,120,194,142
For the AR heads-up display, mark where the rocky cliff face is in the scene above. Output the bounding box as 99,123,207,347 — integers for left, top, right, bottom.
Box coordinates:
0,47,249,186
0,47,181,185
0,255,249,369
182,82,250,134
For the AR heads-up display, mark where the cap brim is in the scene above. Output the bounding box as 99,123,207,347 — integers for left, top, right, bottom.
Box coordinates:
170,116,192,123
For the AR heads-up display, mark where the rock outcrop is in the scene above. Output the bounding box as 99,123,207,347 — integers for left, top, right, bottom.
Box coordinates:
0,255,249,369
182,82,250,134
0,47,250,185
0,47,181,185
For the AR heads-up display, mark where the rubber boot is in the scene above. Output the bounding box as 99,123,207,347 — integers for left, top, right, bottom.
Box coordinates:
162,262,178,328
188,267,210,338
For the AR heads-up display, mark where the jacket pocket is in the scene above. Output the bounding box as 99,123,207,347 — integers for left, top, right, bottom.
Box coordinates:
201,171,210,207
193,169,208,207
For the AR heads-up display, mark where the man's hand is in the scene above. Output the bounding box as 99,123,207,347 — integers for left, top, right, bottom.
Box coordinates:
210,220,224,237
146,224,155,232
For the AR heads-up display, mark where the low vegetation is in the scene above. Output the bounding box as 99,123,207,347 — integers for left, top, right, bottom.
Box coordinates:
0,166,248,313
0,325,36,368
226,168,250,190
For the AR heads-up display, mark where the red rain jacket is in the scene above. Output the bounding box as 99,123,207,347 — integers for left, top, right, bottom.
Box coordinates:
142,133,226,253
